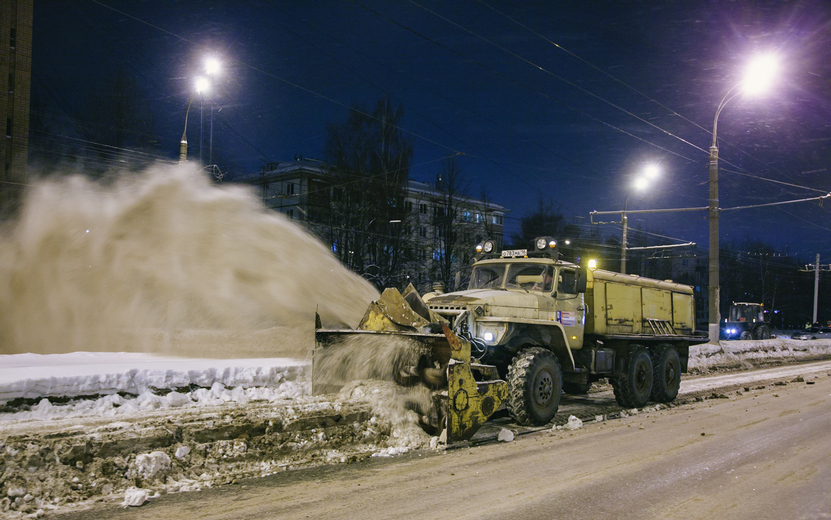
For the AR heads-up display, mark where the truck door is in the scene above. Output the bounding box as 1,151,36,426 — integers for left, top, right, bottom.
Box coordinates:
555,267,585,349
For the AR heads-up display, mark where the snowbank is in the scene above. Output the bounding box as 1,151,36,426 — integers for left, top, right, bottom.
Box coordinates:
0,352,308,421
689,338,831,373
1,338,830,422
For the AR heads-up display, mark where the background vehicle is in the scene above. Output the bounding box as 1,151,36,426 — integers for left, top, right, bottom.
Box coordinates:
721,302,771,340
314,237,708,442
791,326,831,340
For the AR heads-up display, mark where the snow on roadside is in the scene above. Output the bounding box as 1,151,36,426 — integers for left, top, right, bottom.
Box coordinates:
689,338,831,373
0,352,308,422
1,338,830,423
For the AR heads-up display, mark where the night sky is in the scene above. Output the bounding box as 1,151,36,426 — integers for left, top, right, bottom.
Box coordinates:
29,0,831,261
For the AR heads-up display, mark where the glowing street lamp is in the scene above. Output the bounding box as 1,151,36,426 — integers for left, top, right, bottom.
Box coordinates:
205,56,221,76
707,53,778,342
178,76,210,164
622,163,660,274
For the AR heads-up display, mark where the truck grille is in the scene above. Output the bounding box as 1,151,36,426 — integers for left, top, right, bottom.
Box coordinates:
428,304,466,318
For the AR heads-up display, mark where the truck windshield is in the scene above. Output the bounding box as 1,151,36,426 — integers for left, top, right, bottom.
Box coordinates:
469,263,553,292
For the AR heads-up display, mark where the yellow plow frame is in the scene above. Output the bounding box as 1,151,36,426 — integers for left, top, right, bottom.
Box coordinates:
313,286,508,442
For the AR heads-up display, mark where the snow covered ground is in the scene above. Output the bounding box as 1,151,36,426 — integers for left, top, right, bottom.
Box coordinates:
2,337,830,422
0,352,308,421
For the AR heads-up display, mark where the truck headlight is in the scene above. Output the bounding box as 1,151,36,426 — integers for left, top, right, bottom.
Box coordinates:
476,323,506,345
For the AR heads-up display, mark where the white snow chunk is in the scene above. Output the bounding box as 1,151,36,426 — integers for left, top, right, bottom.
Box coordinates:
121,487,148,507
175,446,191,459
497,428,514,442
564,415,583,430
165,391,191,407
6,486,26,497
131,451,171,479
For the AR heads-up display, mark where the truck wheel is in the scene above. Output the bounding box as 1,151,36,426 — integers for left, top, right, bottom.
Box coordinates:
507,347,562,426
740,331,752,340
757,325,771,340
612,347,653,409
650,345,680,403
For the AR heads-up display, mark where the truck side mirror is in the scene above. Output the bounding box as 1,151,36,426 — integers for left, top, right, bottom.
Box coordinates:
576,268,587,294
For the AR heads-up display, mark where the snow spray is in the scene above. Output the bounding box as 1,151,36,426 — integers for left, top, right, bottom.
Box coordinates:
0,164,379,357
314,333,438,446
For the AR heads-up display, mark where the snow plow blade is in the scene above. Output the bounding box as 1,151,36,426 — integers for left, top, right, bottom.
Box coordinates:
313,286,508,443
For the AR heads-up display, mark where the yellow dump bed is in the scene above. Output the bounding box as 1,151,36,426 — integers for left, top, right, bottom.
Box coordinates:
585,269,695,336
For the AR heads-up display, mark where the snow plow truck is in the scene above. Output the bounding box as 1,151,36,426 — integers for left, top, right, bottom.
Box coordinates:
314,237,709,443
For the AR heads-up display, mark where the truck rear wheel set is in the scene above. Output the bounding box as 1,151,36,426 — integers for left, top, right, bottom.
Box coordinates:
650,345,681,403
611,345,682,408
507,347,563,426
611,346,653,408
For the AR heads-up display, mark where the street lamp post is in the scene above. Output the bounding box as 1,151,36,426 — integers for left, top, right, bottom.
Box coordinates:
707,54,778,342
179,77,209,164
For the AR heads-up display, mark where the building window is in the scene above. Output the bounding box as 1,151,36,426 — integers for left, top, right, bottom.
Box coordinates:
5,118,12,138
286,209,294,219
419,226,427,238
286,183,295,195
420,203,428,214
7,72,13,93
9,29,16,48
463,211,471,222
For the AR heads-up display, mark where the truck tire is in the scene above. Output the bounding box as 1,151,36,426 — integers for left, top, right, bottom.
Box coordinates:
740,330,752,340
756,325,771,340
611,346,653,409
650,345,680,403
507,347,562,426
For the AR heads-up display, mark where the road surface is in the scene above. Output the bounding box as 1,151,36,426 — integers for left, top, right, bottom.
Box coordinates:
59,363,831,520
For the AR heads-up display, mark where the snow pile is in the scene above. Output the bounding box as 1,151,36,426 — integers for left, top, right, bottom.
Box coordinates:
0,352,308,418
338,380,434,450
689,338,831,373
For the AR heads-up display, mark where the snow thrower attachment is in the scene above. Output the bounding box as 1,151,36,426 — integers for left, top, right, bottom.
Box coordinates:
313,285,508,443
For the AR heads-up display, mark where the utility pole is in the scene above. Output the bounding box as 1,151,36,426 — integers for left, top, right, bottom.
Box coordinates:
800,254,831,324
814,253,819,324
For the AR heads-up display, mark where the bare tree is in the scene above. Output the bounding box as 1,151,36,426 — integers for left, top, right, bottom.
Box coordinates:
510,196,565,248
430,157,471,291
324,97,413,289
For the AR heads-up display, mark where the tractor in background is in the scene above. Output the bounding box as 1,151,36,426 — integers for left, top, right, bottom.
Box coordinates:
721,302,770,340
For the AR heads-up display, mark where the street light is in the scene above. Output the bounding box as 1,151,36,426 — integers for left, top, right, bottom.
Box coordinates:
708,54,778,342
622,164,660,274
178,76,210,164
